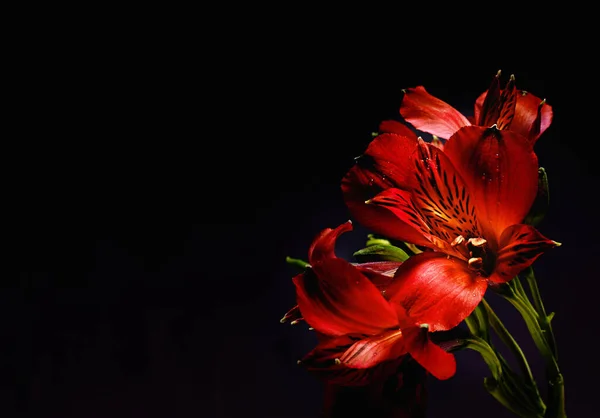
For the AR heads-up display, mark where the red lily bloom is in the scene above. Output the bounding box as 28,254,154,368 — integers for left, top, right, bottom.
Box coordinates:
399,71,552,145
322,355,428,417
341,121,559,332
291,221,456,384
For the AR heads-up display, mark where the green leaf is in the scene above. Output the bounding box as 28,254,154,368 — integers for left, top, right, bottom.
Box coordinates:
523,167,549,227
365,234,392,247
353,244,410,262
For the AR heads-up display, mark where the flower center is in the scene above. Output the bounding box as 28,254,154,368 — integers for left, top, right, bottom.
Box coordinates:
451,235,495,276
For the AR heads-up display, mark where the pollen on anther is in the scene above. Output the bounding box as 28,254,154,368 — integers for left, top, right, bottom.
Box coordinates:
334,358,341,365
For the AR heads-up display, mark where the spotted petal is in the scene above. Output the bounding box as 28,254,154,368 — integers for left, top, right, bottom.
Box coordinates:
489,224,559,283
342,131,432,247
443,126,539,245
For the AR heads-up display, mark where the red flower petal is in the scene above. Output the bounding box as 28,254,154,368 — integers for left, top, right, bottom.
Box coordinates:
354,261,403,293
404,327,456,380
339,329,407,369
475,73,502,127
400,86,471,139
378,119,416,136
386,252,488,332
512,92,553,144
302,334,407,386
489,224,560,283
443,126,539,244
475,88,553,144
342,165,431,247
408,140,482,255
366,187,435,245
322,356,428,416
293,258,399,336
355,261,402,277
308,221,353,265
475,74,518,130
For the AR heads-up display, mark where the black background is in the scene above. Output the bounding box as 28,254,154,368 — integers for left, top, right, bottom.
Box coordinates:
8,13,600,418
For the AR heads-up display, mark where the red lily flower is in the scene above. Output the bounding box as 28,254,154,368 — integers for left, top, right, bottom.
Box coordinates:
399,71,552,145
322,355,428,417
292,221,456,384
341,121,559,332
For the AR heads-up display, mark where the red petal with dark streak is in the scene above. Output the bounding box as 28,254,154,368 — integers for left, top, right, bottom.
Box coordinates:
409,140,482,254
387,252,487,332
443,126,539,244
294,258,398,336
489,224,559,283
475,73,502,126
400,86,471,139
302,334,407,386
339,330,407,369
474,89,553,143
342,165,431,247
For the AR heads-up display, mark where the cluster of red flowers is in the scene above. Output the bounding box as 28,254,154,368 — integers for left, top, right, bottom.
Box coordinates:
283,72,559,390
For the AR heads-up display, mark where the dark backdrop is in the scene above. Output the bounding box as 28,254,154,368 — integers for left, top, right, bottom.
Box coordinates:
9,17,599,418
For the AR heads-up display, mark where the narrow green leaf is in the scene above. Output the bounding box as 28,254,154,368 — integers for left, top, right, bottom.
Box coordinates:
523,167,549,227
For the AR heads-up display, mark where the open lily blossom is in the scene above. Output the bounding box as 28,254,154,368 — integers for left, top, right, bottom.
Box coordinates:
341,121,559,332
400,71,553,144
289,221,456,384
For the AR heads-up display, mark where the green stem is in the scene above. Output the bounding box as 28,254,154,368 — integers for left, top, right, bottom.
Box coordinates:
484,377,543,418
464,313,480,338
522,268,558,359
463,337,542,417
462,336,503,380
496,281,566,418
482,298,541,403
